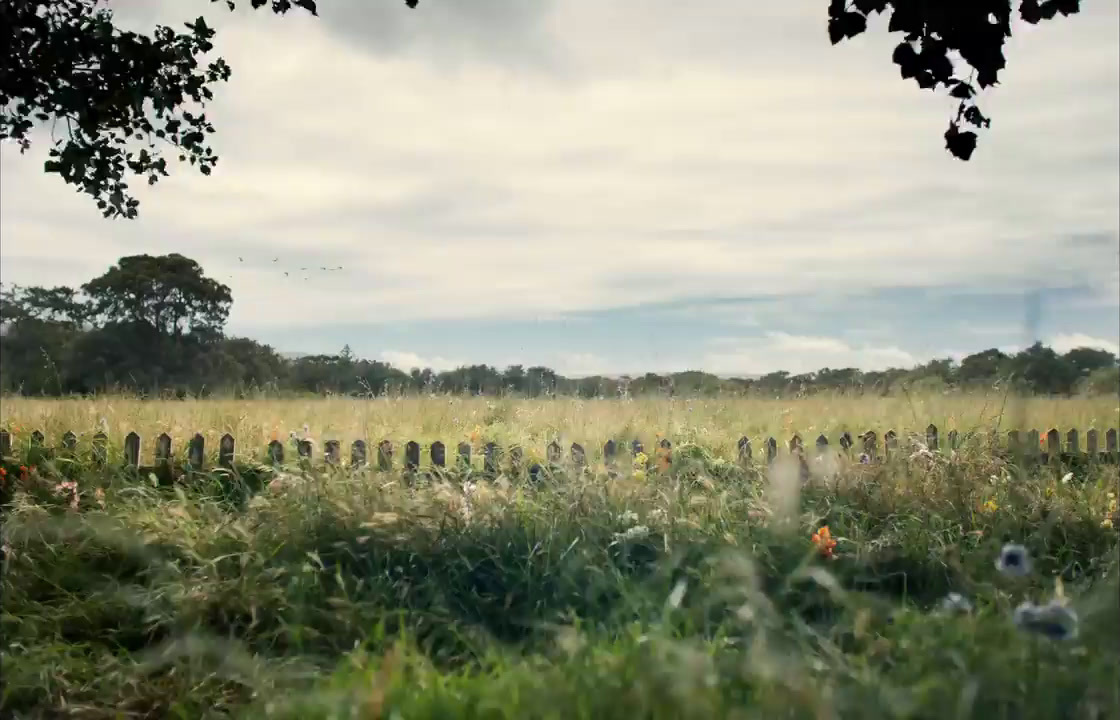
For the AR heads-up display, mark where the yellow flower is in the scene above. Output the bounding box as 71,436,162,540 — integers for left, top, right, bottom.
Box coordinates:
633,470,647,482
981,499,999,513
1102,518,1114,529
633,452,648,467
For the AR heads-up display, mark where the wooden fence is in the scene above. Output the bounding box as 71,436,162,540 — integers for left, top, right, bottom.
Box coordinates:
0,425,1117,476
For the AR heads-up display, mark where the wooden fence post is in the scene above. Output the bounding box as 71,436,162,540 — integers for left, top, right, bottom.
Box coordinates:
1026,430,1040,464
484,442,500,476
378,440,393,471
155,433,172,481
457,441,471,471
1066,429,1079,457
1086,429,1099,460
124,432,140,468
765,437,777,465
926,424,938,451
861,431,877,461
571,442,587,472
838,432,852,456
738,436,752,464
189,433,205,469
61,431,77,456
405,441,420,472
268,440,284,465
431,441,446,469
351,440,367,469
509,445,524,475
324,439,341,466
1107,429,1118,460
219,433,235,469
1045,429,1060,463
948,430,959,450
0,429,10,458
884,430,898,459
547,441,561,465
815,434,829,455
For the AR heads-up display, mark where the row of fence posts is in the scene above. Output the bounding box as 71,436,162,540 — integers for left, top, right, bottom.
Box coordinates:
1,425,1117,477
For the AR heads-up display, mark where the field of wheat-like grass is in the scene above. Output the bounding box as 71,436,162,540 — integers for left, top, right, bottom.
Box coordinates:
1,393,1118,719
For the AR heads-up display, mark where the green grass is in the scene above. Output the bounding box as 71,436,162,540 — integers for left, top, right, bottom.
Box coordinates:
2,407,1119,719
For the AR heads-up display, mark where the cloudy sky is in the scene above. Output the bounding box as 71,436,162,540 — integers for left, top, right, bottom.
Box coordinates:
2,0,1117,376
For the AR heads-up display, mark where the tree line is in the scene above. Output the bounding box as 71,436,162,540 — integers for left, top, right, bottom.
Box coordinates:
1,254,1116,399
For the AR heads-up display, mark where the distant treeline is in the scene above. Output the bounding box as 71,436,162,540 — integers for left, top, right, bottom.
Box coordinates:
2,254,1117,398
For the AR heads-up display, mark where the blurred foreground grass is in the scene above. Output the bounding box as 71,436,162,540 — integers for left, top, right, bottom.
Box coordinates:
1,395,1118,719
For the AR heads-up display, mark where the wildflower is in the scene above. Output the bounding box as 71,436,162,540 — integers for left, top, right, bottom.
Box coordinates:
939,592,973,614
619,510,640,526
667,579,688,609
633,452,648,467
633,469,647,482
1013,600,1079,641
981,499,999,513
811,526,838,559
1060,472,1072,484
614,525,650,542
995,543,1032,577
858,453,870,464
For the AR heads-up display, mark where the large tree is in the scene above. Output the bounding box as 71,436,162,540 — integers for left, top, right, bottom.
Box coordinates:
81,253,232,338
2,1,1085,220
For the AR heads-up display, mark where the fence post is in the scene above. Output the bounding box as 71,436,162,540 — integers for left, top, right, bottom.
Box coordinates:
738,436,752,464
509,445,524,475
948,430,959,450
926,424,938,451
155,433,172,482
838,431,852,456
219,433,235,469
884,430,898,459
189,433,205,469
405,441,420,473
61,431,77,456
861,431,877,461
547,441,561,465
484,442,500,476
571,442,587,472
0,429,10,458
1086,429,1099,460
457,441,471,471
1107,428,1118,461
1045,429,1060,464
431,441,446,469
1066,429,1079,457
351,440,367,469
268,440,285,465
124,432,140,468
325,440,341,466
765,437,777,465
378,440,393,471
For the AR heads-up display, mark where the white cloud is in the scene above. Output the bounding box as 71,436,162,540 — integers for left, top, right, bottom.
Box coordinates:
1048,333,1120,356
0,0,1116,364
702,332,917,376
378,350,464,372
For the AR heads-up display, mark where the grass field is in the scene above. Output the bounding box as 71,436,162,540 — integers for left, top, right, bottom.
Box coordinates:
1,393,1119,719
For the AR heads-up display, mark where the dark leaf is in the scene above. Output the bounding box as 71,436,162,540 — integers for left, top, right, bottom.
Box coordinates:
944,123,978,161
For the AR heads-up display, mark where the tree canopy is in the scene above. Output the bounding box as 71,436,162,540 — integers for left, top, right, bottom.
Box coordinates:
0,254,1116,398
1,0,1083,218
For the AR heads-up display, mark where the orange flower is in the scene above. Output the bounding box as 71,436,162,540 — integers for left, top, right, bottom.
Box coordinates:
811,525,837,559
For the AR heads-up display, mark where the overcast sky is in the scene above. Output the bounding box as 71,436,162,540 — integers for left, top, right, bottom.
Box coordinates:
1,0,1117,376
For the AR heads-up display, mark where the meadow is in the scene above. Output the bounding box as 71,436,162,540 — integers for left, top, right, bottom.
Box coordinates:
1,392,1118,719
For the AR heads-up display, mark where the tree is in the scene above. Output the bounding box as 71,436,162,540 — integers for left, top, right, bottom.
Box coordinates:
825,0,1082,160
81,253,232,338
1,0,321,219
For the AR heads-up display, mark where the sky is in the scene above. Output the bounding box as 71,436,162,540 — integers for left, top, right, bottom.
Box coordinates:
1,0,1118,377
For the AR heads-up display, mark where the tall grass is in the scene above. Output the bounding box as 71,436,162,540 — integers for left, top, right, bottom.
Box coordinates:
1,394,1118,719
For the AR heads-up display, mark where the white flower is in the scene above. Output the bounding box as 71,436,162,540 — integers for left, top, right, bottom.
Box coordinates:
1013,600,1079,640
619,510,640,526
614,525,650,542
939,592,973,614
995,543,1032,577
1060,472,1072,484
667,579,688,609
